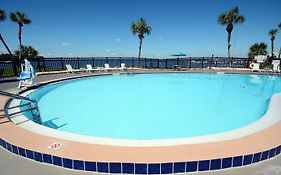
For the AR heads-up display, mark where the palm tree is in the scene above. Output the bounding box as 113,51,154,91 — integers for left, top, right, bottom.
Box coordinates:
218,7,245,66
10,12,31,61
131,18,152,66
15,45,38,60
248,43,267,60
0,8,13,56
278,22,281,59
268,29,278,59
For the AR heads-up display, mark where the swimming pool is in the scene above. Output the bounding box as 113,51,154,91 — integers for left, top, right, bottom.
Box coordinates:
24,73,281,140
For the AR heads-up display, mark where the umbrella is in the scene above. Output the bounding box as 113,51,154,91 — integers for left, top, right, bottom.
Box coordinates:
171,52,187,65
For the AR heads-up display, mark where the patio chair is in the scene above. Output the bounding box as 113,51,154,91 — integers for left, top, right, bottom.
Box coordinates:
104,64,116,72
250,63,261,72
17,59,35,88
86,64,94,72
118,63,128,71
65,64,81,73
272,61,280,73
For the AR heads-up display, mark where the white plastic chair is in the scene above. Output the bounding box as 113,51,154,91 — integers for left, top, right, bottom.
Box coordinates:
118,63,127,71
65,64,81,73
250,63,261,72
17,59,35,88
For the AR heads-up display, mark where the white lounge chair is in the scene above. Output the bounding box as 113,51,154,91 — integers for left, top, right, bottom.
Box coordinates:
118,63,127,71
250,63,261,72
86,64,94,72
65,64,81,73
272,60,280,73
17,59,35,88
104,64,116,72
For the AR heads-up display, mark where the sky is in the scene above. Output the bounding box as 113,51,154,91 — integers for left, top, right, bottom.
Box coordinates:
0,0,281,58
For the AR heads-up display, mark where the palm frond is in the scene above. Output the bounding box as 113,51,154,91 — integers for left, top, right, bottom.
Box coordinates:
269,29,278,36
0,8,6,21
278,22,281,29
235,16,245,24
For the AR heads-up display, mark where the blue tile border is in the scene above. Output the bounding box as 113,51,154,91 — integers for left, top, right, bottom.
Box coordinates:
0,138,281,174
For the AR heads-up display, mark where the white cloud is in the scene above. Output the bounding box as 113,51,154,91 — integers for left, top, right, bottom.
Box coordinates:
114,38,121,42
159,37,164,40
62,42,70,47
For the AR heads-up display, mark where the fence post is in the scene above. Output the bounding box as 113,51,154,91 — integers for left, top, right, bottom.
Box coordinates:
189,57,191,69
77,57,80,68
106,57,108,64
60,57,64,70
42,57,46,71
144,58,146,68
157,59,160,69
177,57,179,65
132,57,134,68
119,57,122,67
165,59,168,69
37,57,41,72
12,57,18,76
201,57,204,68
92,57,95,67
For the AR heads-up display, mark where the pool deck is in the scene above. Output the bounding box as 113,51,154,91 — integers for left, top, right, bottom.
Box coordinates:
1,69,281,174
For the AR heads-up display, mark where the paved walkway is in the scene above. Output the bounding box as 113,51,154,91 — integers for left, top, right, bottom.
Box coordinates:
1,146,281,175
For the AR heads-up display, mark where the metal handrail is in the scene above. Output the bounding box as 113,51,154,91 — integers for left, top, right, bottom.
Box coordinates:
0,90,36,103
0,90,42,124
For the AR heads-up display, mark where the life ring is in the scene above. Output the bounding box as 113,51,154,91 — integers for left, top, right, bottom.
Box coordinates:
249,62,255,69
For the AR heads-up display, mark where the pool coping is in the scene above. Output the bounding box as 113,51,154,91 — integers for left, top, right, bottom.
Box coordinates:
1,70,281,174
7,73,281,147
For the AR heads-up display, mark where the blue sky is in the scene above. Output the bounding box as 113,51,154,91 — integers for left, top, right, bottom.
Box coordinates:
1,0,281,58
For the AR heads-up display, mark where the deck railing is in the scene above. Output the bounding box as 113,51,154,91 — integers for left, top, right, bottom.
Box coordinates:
0,57,249,77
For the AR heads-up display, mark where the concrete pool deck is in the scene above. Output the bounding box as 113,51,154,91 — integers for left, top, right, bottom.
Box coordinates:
0,69,281,174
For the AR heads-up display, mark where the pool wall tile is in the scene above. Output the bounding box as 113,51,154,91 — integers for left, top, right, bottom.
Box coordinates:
186,161,198,172
43,154,52,164
269,148,275,158
110,163,121,174
199,160,210,171
53,156,62,166
34,151,43,162
253,152,262,163
122,163,134,174
210,159,221,170
135,163,147,174
73,160,84,170
173,162,185,173
11,145,18,154
6,143,12,152
222,157,232,169
63,158,73,169
275,146,281,155
261,151,269,161
148,164,160,174
243,154,253,165
85,161,96,171
26,149,34,159
161,163,172,174
18,147,26,157
233,156,243,167
97,162,109,173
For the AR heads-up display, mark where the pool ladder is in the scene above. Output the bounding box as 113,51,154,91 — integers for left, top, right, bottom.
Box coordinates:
0,90,42,124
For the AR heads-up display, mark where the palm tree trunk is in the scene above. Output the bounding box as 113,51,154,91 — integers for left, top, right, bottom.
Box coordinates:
138,38,142,67
18,24,22,61
271,40,274,59
227,31,232,67
0,33,13,55
278,47,281,59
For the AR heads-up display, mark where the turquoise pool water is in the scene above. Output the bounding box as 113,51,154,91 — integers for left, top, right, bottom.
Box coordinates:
27,73,281,140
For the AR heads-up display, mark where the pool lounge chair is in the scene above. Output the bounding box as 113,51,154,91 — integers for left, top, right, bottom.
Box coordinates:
272,60,280,73
250,63,261,72
104,64,117,72
17,59,35,88
118,63,128,71
65,64,82,73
